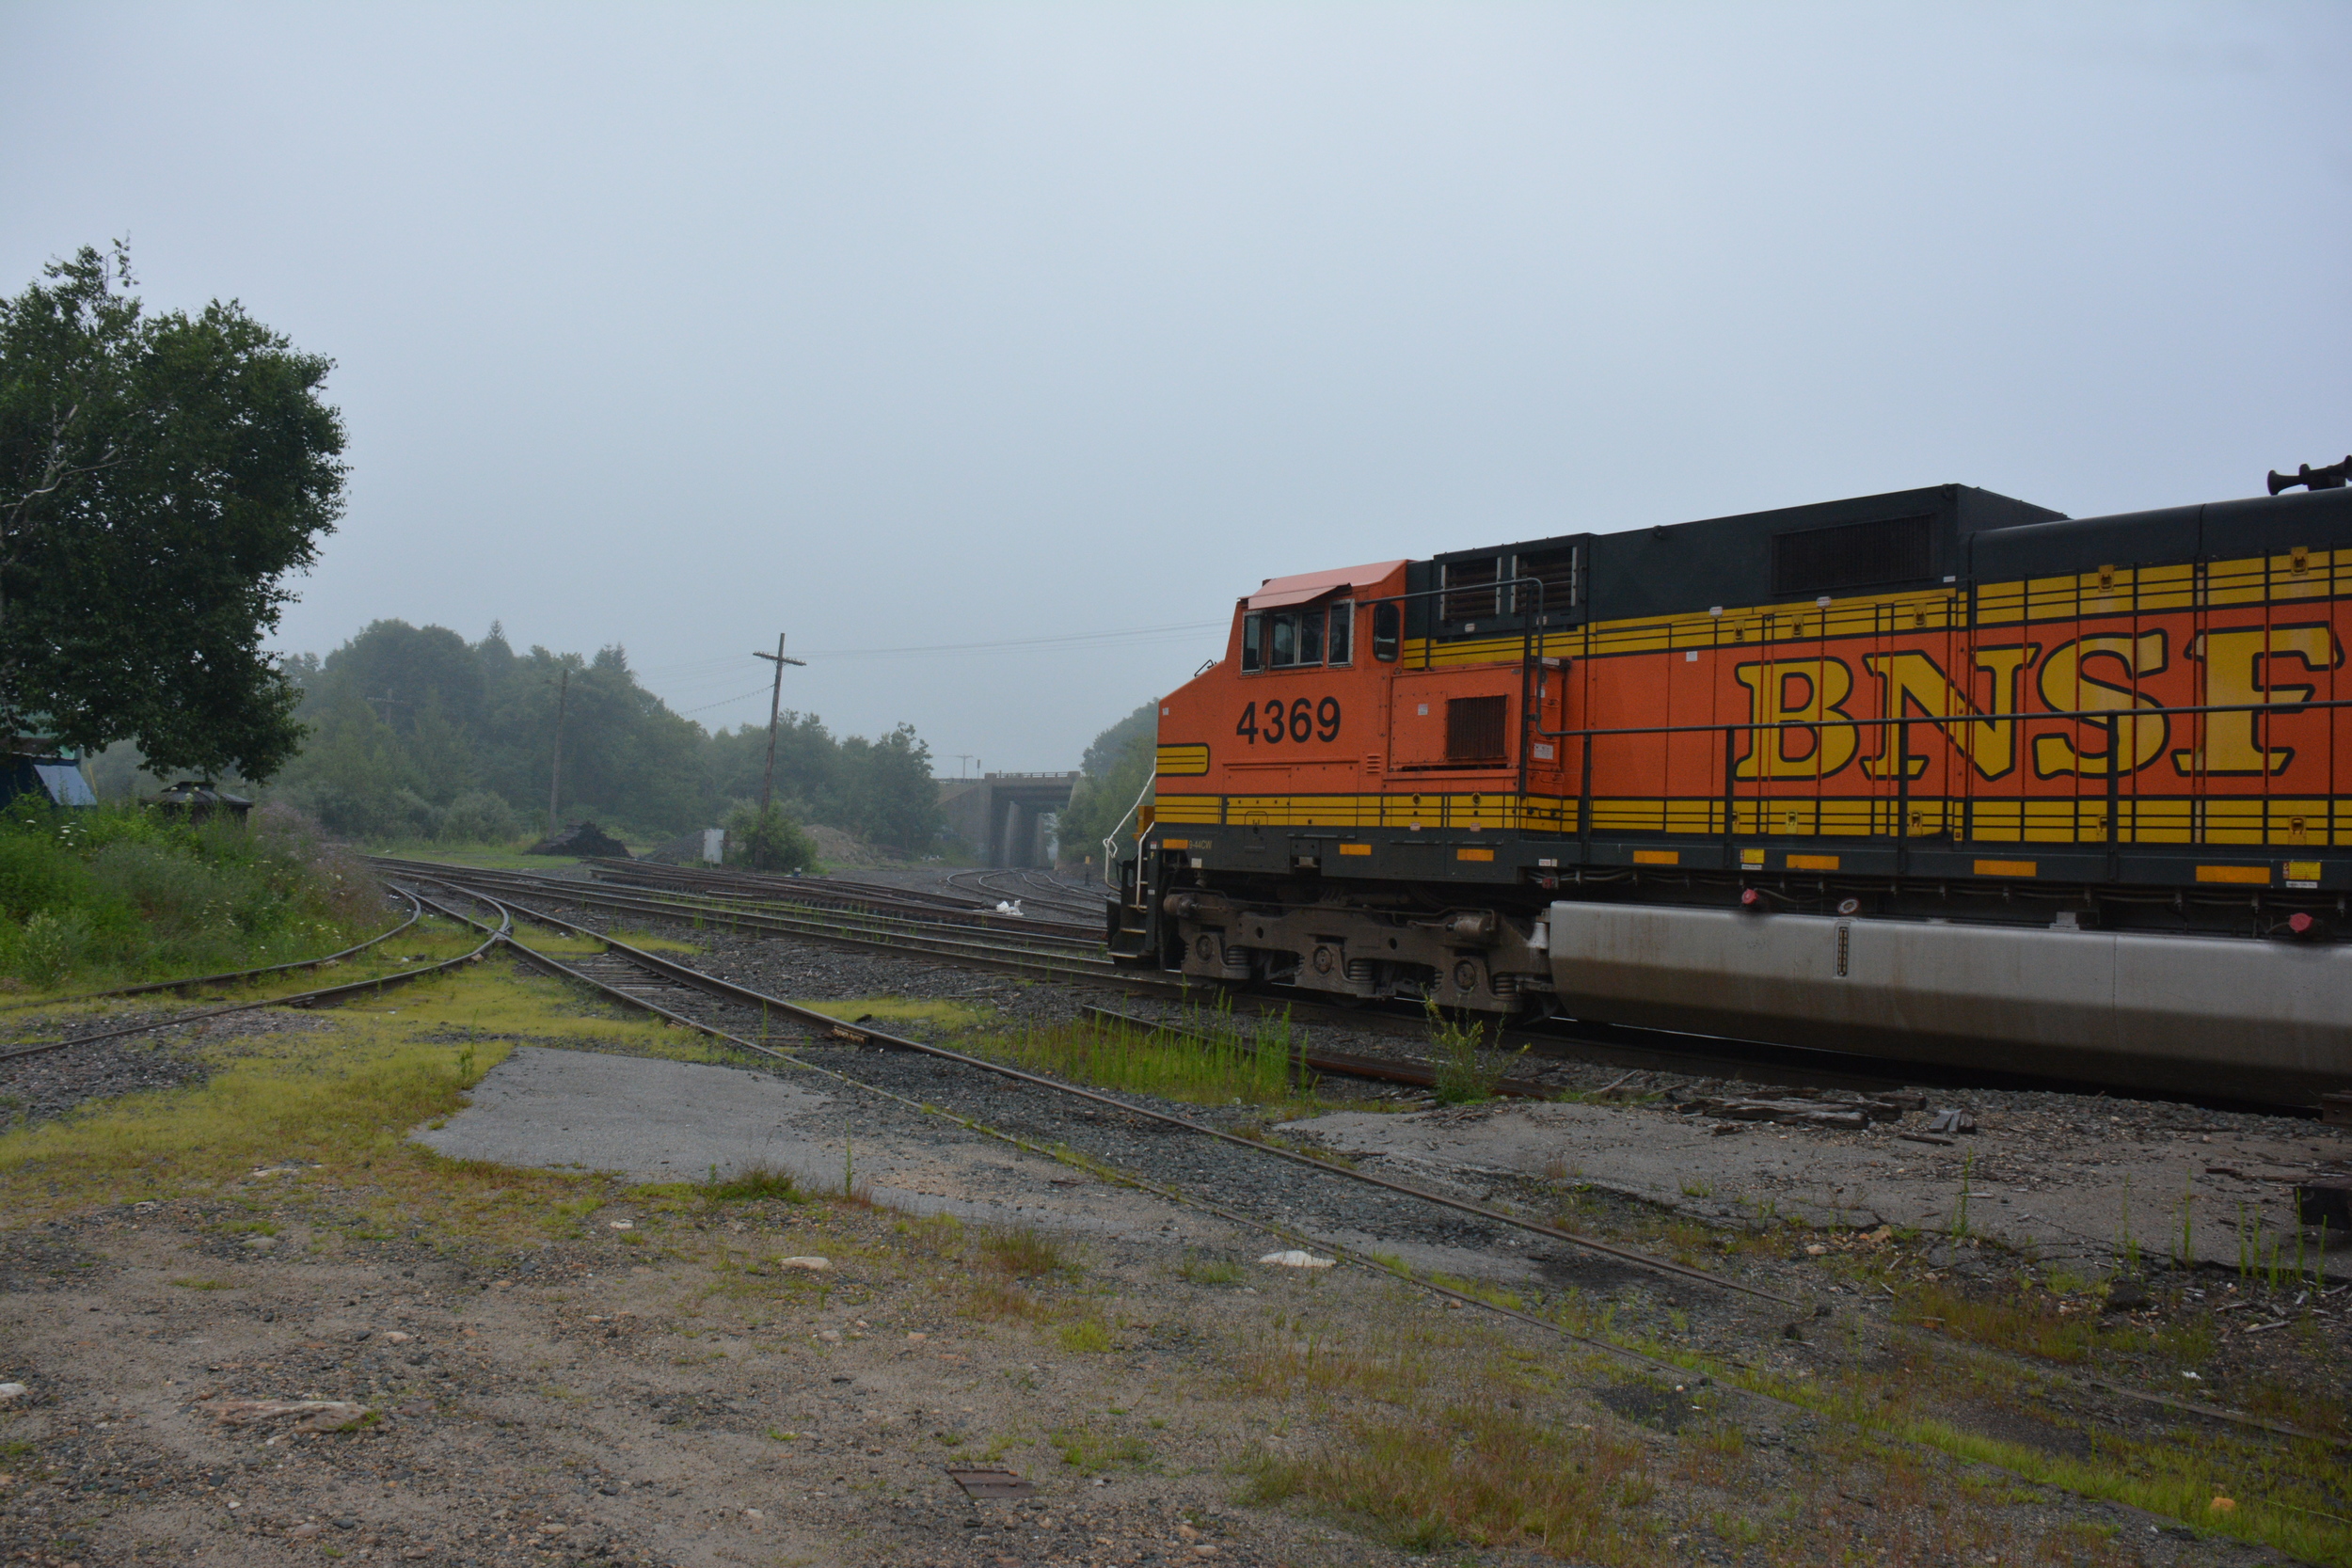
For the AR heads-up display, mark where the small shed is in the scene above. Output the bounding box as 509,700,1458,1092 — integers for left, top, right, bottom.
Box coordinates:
0,752,98,810
152,782,253,825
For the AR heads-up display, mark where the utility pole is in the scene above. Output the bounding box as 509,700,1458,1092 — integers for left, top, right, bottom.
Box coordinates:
363,689,410,726
546,668,569,839
751,634,806,867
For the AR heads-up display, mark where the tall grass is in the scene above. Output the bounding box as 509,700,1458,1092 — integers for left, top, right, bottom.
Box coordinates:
1243,1402,1658,1560
968,996,1299,1105
0,799,385,990
1426,999,1495,1104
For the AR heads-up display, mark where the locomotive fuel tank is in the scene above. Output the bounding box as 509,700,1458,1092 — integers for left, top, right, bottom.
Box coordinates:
1544,900,2352,1101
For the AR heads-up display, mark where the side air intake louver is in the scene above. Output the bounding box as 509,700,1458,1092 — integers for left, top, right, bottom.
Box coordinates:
1770,515,1934,595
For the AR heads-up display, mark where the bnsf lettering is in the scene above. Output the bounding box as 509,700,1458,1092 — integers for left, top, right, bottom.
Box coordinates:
1236,697,1342,745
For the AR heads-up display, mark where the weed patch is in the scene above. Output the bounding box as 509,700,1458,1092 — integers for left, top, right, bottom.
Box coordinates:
699,1164,808,1205
978,1227,1071,1280
1178,1253,1246,1287
1051,1420,1152,1473
799,996,989,1033
1243,1403,1656,1560
962,997,1302,1107
0,958,729,1230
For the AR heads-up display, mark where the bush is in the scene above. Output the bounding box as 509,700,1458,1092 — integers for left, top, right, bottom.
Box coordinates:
0,799,384,990
723,800,818,873
439,791,521,845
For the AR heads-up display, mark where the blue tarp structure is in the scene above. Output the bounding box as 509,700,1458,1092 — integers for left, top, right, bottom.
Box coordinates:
32,763,95,806
1,753,96,808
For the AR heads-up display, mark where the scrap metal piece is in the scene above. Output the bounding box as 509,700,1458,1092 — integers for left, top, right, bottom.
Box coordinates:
2296,1177,2352,1232
945,1466,1035,1500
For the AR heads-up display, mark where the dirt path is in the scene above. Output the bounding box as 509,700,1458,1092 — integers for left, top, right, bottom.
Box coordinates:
1,934,2344,1567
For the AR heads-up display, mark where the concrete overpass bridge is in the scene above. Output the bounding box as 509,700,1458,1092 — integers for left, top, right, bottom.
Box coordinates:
936,771,1078,867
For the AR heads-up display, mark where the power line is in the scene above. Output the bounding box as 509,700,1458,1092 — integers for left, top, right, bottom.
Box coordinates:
794,620,1224,659
675,683,778,716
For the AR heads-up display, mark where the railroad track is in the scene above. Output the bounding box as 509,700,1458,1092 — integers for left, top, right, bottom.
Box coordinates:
372,857,2318,1112
366,858,1117,978
0,892,427,1015
579,857,1100,938
946,865,1106,923
373,857,2069,1101
0,889,508,1064
390,870,1791,1307
389,870,2344,1472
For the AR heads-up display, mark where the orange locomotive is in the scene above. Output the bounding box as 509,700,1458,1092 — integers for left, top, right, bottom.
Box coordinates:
1112,472,2352,1101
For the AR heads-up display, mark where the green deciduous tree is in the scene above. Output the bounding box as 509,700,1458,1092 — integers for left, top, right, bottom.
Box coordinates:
1057,702,1157,864
0,244,345,779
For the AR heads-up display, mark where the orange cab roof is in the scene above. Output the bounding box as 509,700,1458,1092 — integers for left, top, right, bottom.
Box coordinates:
1246,560,1407,610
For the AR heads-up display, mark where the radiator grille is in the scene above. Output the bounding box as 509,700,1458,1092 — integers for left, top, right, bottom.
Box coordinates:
1445,695,1509,762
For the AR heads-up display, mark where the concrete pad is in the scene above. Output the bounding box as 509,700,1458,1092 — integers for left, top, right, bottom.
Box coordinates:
409,1047,1232,1245
413,1047,835,1182
1285,1101,2343,1268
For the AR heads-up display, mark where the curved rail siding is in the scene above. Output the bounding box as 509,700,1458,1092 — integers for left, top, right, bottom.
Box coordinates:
0,890,507,1064
0,891,426,1014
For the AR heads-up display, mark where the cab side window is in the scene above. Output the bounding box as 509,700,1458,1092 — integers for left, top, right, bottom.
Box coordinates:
1372,602,1401,662
1248,603,1349,672
1269,613,1299,668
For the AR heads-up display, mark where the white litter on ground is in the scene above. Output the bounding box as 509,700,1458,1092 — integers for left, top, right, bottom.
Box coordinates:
1258,1250,1336,1269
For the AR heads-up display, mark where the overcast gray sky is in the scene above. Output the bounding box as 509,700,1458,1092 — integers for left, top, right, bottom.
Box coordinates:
5,3,2346,769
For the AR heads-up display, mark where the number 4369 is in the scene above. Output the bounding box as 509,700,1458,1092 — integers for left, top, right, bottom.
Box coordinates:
1237,697,1342,745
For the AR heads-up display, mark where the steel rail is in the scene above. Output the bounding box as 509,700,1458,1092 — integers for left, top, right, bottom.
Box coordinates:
946,866,1105,922
0,893,426,1014
369,861,1136,989
416,875,1797,1307
411,877,2352,1451
369,858,1107,963
394,856,2224,1107
0,890,508,1064
584,858,1100,937
397,874,1831,1408
598,875,1102,942
384,858,1988,1099
404,876,2337,1535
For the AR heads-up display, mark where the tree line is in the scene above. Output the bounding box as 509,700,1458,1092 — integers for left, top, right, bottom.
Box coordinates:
96,618,946,851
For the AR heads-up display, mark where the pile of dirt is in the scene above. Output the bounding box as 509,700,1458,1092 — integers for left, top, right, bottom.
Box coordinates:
803,823,892,868
526,821,631,858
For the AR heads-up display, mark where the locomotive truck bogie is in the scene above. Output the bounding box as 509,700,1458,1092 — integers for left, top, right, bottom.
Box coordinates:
1161,882,1553,1007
